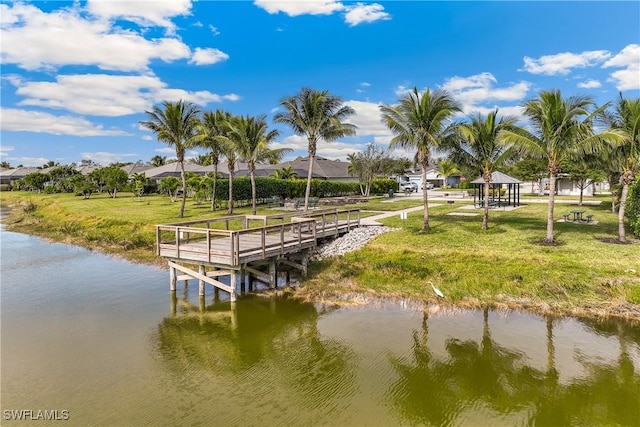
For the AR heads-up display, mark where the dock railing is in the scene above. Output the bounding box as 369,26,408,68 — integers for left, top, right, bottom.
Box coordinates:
156,208,360,266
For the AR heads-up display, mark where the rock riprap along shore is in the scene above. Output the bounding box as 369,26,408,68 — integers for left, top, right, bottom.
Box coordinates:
311,226,396,260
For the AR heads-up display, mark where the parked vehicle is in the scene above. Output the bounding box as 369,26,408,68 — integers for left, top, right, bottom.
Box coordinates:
423,182,434,190
399,181,418,192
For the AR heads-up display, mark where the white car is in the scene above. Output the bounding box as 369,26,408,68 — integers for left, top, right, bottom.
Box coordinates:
399,182,418,192
423,182,434,190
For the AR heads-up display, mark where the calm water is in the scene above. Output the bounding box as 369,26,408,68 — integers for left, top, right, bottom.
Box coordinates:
1,228,640,426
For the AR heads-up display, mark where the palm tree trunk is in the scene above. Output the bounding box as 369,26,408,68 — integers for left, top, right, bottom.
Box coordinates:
483,177,490,230
618,182,629,243
421,160,430,232
179,160,187,218
250,163,257,215
211,164,218,212
546,172,556,243
228,163,235,215
304,154,314,212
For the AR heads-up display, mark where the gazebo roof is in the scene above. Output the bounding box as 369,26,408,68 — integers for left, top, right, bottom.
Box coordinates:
470,171,522,185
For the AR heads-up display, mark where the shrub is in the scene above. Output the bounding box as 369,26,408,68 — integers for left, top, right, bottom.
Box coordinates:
371,178,397,195
626,176,640,238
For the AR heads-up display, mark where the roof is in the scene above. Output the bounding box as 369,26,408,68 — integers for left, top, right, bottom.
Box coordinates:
121,163,152,175
278,156,350,179
470,171,522,185
0,166,44,179
144,162,207,178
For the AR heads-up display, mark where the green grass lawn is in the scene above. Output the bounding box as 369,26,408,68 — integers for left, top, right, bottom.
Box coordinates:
2,191,639,319
304,199,640,319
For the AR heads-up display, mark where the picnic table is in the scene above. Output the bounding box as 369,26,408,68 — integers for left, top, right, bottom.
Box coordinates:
570,209,586,221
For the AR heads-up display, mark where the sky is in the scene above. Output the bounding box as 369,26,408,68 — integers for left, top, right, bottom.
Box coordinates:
1,0,639,168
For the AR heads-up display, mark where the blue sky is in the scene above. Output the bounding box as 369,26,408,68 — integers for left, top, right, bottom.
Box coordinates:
1,0,639,167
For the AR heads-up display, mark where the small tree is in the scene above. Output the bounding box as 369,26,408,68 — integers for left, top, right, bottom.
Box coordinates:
563,157,605,206
158,176,180,202
22,172,49,192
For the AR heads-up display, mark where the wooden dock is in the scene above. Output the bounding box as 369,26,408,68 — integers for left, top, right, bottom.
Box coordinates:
156,208,360,301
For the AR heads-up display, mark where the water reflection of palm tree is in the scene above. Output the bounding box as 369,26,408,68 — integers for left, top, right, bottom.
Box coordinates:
154,296,356,413
388,311,461,426
445,308,542,415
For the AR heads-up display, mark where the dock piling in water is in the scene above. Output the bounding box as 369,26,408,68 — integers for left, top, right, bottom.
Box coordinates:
156,209,360,301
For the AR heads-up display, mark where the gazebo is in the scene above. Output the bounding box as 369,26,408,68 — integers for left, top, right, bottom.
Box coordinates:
470,171,522,208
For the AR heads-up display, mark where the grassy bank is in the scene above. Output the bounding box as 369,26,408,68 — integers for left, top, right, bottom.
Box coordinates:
2,191,639,321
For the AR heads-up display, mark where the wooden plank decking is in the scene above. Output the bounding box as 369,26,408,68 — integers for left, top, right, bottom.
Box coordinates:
156,208,361,268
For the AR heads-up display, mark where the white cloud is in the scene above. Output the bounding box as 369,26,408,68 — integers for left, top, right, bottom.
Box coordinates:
4,157,50,167
189,48,230,65
440,72,531,117
577,79,602,89
254,0,389,26
81,151,138,166
254,0,345,16
86,0,192,32
0,108,129,136
356,81,371,93
155,147,176,154
521,50,611,75
603,44,640,91
141,135,153,141
344,100,390,138
1,3,191,72
344,3,390,26
274,135,364,160
316,141,366,159
12,74,239,117
273,135,309,152
394,84,412,97
209,25,220,36
0,146,15,155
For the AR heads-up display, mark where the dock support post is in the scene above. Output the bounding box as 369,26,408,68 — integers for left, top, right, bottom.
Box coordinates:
169,264,177,291
240,266,246,294
301,249,309,277
269,257,277,289
230,270,238,302
198,265,206,296
170,291,177,315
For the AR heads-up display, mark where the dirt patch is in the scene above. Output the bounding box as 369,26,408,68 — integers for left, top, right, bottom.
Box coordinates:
594,236,637,245
531,238,566,247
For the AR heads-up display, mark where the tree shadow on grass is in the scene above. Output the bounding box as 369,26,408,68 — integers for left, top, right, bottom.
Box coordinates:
594,236,638,245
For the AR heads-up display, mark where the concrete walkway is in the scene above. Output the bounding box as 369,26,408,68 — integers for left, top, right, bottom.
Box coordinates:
360,204,440,226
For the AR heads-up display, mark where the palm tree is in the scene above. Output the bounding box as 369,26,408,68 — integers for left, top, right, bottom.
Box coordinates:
223,114,286,215
196,110,231,211
274,87,356,211
150,155,167,167
500,90,619,243
140,100,201,218
435,158,458,189
380,87,461,232
451,109,518,230
598,94,640,243
271,166,298,180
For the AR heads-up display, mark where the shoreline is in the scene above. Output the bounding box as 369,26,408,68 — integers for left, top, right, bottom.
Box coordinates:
2,196,639,325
